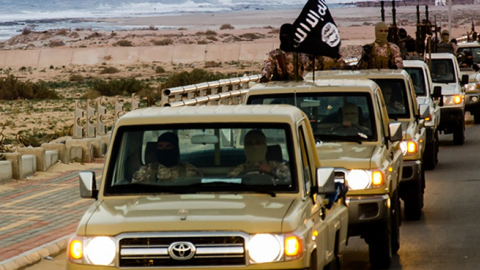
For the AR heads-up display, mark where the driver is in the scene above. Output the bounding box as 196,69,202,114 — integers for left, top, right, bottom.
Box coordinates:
228,130,290,182
132,132,202,183
433,62,454,81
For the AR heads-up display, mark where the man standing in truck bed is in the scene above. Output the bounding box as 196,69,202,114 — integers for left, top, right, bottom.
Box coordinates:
356,22,404,70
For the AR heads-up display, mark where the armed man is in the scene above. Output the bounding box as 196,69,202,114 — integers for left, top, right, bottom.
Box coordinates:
260,24,308,82
437,30,457,54
356,21,404,70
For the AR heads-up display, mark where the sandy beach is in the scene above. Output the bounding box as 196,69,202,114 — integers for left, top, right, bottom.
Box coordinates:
0,4,479,162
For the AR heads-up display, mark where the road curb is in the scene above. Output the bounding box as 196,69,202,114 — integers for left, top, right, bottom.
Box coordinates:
0,234,71,270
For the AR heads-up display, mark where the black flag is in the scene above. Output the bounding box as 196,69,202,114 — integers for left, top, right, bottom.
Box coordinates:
289,0,341,58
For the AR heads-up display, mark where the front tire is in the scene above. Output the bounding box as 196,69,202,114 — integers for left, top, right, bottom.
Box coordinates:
391,190,401,254
404,176,423,220
368,221,392,269
453,120,465,145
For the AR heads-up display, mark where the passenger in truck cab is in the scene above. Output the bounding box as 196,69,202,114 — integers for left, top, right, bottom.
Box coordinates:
381,84,405,113
432,62,454,81
228,130,291,182
132,132,202,183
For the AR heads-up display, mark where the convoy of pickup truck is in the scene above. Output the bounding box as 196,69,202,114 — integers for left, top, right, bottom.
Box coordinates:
66,50,476,270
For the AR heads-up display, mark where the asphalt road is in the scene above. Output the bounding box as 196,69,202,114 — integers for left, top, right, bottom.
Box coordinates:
24,117,480,270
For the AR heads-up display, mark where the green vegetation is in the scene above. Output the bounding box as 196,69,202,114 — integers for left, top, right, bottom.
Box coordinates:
91,77,152,97
161,68,227,89
0,75,59,100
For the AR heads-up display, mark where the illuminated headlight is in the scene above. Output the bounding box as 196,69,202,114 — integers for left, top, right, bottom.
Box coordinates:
465,83,480,92
443,95,463,105
249,234,303,264
346,170,385,190
400,140,418,156
68,236,116,266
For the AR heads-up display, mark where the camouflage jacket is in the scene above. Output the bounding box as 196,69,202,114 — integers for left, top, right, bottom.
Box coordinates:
304,55,347,71
228,161,291,183
132,161,202,183
261,49,307,81
356,42,404,70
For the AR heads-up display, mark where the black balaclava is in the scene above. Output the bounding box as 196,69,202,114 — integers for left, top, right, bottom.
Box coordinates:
156,132,180,168
279,23,295,52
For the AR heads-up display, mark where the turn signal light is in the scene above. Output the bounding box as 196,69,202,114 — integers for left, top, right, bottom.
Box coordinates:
453,95,462,104
372,171,385,186
69,240,83,260
406,141,417,154
285,236,301,256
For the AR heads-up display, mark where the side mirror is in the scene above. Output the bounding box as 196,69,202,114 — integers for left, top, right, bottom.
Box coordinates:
389,122,403,142
316,167,336,195
461,74,469,86
418,104,430,119
79,171,98,199
432,86,442,98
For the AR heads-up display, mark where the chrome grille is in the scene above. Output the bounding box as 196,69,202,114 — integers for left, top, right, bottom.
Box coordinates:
119,236,246,267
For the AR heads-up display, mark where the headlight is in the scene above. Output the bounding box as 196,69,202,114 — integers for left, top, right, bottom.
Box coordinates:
443,95,462,105
346,170,385,190
68,236,116,266
400,140,418,156
465,83,480,92
249,234,282,263
248,234,303,264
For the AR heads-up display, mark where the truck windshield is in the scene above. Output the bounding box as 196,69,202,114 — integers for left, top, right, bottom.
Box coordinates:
430,59,456,84
404,67,427,96
371,79,411,119
457,47,480,64
104,123,296,195
247,92,377,142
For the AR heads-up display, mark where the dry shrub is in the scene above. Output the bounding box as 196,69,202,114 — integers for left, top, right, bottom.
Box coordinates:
204,61,222,68
197,40,208,45
49,40,65,47
103,55,112,60
69,74,84,82
99,67,120,74
86,32,103,39
56,28,69,36
152,38,174,46
220,24,235,30
205,30,218,36
22,25,36,35
148,25,158,30
69,32,79,38
240,33,261,40
115,40,133,47
195,31,205,36
178,27,188,31
207,36,218,41
155,66,166,74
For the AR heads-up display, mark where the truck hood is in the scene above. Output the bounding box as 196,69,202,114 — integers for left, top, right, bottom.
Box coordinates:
84,195,296,235
433,82,459,95
316,142,376,169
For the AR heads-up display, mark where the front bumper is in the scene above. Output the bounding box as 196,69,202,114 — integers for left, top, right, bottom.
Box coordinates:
345,194,390,226
465,92,480,112
438,107,464,133
400,160,422,184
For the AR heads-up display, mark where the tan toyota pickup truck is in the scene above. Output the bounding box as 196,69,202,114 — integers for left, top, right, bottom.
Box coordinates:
245,79,403,269
305,70,429,221
67,105,348,270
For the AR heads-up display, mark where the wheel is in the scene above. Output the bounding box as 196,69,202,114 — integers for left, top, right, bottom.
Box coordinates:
404,178,423,221
434,130,439,165
368,221,392,269
453,121,465,145
390,190,401,254
423,140,436,170
309,250,319,270
474,108,480,124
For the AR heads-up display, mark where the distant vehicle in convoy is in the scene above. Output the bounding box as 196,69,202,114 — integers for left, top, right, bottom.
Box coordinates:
457,41,480,66
67,105,349,270
429,53,470,145
305,69,429,221
245,79,403,269
460,69,480,124
404,60,442,170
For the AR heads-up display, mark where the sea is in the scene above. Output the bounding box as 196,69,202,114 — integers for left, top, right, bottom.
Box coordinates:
0,0,352,41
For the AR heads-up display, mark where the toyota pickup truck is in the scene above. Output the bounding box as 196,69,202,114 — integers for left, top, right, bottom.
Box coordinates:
245,79,403,269
305,69,429,221
404,59,442,170
67,105,348,270
429,53,469,145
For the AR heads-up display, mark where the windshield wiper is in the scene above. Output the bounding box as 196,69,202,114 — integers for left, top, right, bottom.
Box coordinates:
188,182,276,197
111,183,193,194
315,134,364,144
